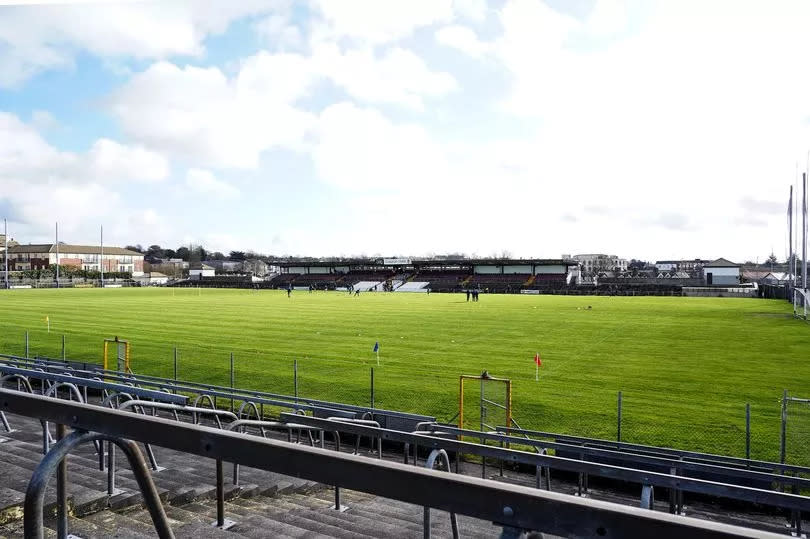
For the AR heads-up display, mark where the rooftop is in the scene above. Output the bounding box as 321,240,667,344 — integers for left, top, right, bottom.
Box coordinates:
9,243,143,256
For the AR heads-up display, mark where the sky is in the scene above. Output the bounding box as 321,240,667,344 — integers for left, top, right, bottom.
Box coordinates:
1,0,809,262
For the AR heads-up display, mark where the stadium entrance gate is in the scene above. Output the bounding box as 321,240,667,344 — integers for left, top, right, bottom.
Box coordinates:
458,371,511,432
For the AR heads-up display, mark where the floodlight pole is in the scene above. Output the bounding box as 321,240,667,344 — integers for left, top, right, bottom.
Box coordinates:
3,218,8,290
803,173,807,292
100,225,104,288
789,186,794,286
55,222,59,288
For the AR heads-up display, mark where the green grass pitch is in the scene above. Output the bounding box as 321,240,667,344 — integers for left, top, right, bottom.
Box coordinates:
1,287,808,462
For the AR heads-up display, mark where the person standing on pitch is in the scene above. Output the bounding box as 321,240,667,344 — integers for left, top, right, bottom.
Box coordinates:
466,289,470,302
287,283,292,298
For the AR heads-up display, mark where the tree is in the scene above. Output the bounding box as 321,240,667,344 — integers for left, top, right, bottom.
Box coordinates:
163,249,176,259
189,246,207,262
229,251,246,261
210,252,226,261
125,244,144,253
176,247,190,261
146,245,164,258
767,253,777,265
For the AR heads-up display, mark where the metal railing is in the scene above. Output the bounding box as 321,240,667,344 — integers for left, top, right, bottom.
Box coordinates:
0,388,784,539
0,353,433,429
3,357,810,535
281,414,810,534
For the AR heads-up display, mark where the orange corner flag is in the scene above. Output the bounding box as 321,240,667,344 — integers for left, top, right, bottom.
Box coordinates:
534,352,542,367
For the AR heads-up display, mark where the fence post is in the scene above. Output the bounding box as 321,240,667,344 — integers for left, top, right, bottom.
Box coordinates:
61,335,66,361
230,352,235,413
780,389,788,464
617,391,623,442
294,360,298,402
745,403,750,460
24,331,29,358
370,367,375,409
173,347,178,386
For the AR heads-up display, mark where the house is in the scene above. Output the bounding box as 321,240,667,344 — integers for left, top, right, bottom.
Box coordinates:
655,259,711,273
7,244,144,276
703,258,741,286
189,263,215,278
133,272,169,286
762,272,789,284
570,254,628,275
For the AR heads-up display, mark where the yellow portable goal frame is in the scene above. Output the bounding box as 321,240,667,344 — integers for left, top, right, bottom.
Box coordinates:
458,371,511,431
103,336,131,373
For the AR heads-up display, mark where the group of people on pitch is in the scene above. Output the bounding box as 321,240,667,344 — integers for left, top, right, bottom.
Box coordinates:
465,289,481,302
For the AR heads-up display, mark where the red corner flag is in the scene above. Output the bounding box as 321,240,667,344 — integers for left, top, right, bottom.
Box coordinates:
534,352,541,381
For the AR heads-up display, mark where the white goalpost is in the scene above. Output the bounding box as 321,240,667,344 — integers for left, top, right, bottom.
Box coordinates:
794,287,810,320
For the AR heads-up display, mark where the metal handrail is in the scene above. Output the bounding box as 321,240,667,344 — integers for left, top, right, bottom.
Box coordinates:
0,354,430,421
280,413,810,515
428,424,810,492
498,425,810,475
423,449,459,539
0,388,779,539
23,429,173,539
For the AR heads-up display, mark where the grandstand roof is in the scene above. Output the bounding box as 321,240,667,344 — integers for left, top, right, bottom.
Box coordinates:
9,243,143,256
276,258,574,268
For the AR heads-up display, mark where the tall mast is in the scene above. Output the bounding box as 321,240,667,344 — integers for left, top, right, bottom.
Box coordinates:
789,186,793,285
3,218,7,290
803,173,807,290
55,222,59,287
100,225,104,288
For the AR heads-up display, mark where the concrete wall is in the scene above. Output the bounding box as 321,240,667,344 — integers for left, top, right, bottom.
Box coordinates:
707,274,739,285
682,286,756,298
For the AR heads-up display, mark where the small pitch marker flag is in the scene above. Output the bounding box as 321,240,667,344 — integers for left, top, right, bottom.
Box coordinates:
44,315,50,334
373,341,380,366
534,352,542,381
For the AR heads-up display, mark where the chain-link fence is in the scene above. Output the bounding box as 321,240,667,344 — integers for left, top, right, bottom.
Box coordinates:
1,330,797,463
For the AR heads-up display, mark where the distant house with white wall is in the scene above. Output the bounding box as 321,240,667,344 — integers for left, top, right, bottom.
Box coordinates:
133,272,169,286
189,264,215,278
703,258,741,286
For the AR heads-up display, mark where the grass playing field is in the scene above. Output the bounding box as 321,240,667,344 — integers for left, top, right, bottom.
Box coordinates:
1,287,808,462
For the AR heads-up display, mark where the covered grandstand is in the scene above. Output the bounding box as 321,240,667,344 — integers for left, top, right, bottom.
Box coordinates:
267,258,576,293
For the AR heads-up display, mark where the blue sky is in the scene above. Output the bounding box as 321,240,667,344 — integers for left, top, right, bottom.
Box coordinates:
2,0,809,262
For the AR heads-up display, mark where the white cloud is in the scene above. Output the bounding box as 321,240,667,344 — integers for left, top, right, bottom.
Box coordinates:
0,111,169,245
0,112,76,176
108,61,317,169
0,1,280,87
452,0,488,22
30,109,58,130
311,0,454,44
435,25,489,57
86,139,169,183
312,102,449,191
108,45,456,168
185,168,240,199
313,45,457,110
254,13,302,49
